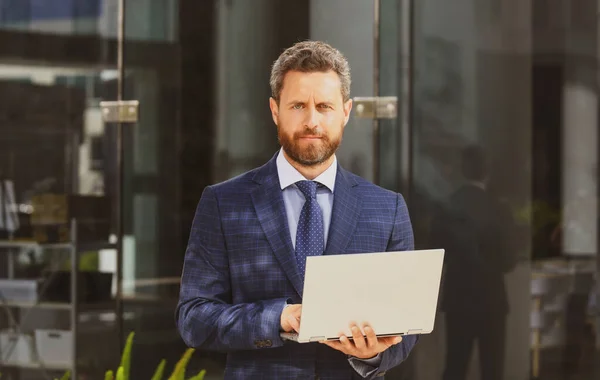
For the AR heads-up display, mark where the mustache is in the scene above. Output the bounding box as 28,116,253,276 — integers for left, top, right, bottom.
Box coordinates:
294,128,325,138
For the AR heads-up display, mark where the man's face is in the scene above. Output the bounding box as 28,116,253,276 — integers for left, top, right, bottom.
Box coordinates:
269,70,352,167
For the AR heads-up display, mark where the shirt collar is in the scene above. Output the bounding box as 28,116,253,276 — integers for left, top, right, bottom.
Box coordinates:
276,148,337,192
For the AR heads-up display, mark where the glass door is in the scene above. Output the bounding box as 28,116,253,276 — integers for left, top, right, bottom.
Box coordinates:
376,0,600,379
0,1,124,379
106,1,222,379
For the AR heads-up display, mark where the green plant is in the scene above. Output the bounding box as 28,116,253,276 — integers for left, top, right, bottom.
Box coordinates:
116,367,124,380
63,251,99,271
151,359,167,380
120,331,135,380
513,200,561,232
156,346,205,380
58,331,204,380
186,370,206,380
53,370,70,380
168,348,195,380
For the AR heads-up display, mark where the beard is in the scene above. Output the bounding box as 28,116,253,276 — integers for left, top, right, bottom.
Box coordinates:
277,123,342,167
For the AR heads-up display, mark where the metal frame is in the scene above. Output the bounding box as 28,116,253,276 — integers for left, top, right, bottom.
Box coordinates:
373,0,381,186
371,0,414,197
398,0,414,200
115,0,126,354
70,219,79,380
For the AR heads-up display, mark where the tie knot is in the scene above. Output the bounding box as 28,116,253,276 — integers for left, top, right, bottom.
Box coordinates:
296,180,318,200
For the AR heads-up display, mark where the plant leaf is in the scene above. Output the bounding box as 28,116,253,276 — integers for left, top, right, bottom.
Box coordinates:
168,348,195,380
151,359,167,380
116,366,124,380
119,332,135,380
186,369,206,380
104,370,114,380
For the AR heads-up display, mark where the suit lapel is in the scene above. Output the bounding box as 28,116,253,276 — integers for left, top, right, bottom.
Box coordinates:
325,166,362,255
251,155,304,296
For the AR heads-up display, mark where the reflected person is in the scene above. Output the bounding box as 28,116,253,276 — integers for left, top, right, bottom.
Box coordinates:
432,144,517,380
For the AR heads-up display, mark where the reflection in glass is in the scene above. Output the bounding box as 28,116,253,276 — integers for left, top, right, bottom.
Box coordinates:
387,0,600,379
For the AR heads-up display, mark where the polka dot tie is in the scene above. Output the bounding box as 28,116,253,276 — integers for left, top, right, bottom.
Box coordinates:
295,180,324,281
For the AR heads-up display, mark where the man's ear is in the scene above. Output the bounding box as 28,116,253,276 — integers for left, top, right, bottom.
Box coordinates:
269,97,279,125
343,99,353,126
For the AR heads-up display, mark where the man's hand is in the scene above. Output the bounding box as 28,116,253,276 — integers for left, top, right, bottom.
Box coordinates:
280,304,302,332
321,323,402,359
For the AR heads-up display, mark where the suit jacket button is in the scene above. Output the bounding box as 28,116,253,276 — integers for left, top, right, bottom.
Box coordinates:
264,339,272,347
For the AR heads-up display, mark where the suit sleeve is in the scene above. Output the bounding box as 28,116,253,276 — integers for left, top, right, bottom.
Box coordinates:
366,193,419,377
176,186,289,352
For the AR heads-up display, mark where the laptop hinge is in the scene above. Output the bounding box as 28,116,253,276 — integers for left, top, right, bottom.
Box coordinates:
309,336,326,342
407,329,423,335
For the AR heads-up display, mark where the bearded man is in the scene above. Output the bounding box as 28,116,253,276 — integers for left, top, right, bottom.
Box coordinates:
176,40,418,380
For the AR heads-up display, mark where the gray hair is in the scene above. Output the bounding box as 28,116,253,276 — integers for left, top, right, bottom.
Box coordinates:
270,40,351,102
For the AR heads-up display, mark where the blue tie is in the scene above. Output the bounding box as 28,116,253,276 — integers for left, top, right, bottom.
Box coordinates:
295,180,324,280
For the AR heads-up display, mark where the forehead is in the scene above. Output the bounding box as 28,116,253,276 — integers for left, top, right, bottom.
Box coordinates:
280,70,343,101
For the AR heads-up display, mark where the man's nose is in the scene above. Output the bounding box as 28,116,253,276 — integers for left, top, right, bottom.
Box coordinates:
303,107,320,128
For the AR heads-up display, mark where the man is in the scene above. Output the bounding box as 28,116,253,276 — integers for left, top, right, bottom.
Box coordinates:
432,145,517,380
176,40,417,379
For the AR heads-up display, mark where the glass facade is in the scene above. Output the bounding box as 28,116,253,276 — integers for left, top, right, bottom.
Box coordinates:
400,1,600,379
0,0,597,379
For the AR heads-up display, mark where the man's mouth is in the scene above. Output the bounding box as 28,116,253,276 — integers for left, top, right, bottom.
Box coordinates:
298,135,322,139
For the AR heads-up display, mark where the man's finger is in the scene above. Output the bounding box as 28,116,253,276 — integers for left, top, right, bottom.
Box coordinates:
363,325,377,348
288,315,300,332
338,335,355,355
351,325,366,350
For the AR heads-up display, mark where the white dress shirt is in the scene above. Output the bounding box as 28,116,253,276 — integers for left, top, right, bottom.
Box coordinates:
276,148,336,249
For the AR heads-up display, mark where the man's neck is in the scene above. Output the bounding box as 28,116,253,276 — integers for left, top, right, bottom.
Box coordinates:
282,150,335,180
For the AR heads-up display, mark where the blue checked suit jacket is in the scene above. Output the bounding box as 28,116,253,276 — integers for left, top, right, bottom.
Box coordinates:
176,153,418,379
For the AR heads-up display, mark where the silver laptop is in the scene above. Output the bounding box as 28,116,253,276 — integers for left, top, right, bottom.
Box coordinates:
280,249,445,343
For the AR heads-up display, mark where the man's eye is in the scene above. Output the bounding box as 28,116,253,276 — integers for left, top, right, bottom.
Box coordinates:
318,104,332,109
292,104,303,110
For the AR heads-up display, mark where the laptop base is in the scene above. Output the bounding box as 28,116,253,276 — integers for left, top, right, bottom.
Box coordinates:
280,332,404,343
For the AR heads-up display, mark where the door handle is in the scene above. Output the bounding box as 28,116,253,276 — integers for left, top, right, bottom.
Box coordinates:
352,96,397,119
99,100,139,123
